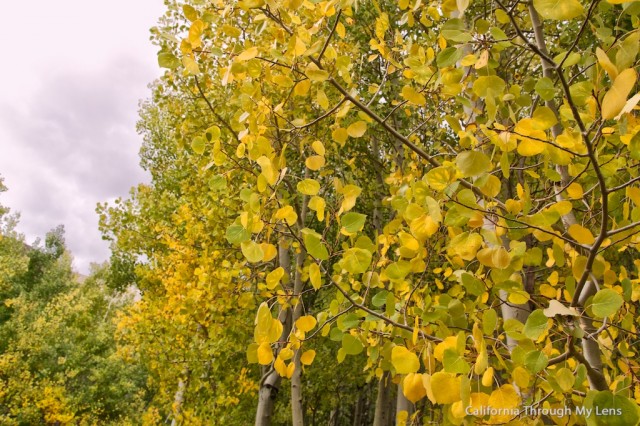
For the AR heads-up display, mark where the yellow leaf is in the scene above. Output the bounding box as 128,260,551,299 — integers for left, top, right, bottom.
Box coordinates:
492,247,511,269
295,79,311,96
347,121,368,138
275,205,298,226
241,241,264,263
488,385,520,423
428,372,461,404
481,367,494,387
237,46,259,61
311,140,325,156
309,263,322,290
403,373,427,403
266,267,285,290
410,215,439,241
602,69,638,119
332,127,348,146
308,196,326,221
297,179,321,195
257,342,274,365
566,182,583,199
274,356,287,376
279,347,294,361
533,0,584,20
517,138,545,156
596,47,618,80
300,350,316,365
434,336,458,362
568,224,595,245
286,362,295,379
401,85,426,105
305,155,325,170
273,74,294,87
262,243,277,262
392,346,420,374
316,89,329,110
306,63,329,82
339,185,361,213
512,366,530,388
182,55,200,75
295,315,317,332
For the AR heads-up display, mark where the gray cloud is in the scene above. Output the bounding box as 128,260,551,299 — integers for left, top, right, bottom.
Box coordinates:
0,54,156,273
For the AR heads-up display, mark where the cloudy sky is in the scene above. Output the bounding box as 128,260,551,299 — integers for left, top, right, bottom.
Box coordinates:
0,1,166,273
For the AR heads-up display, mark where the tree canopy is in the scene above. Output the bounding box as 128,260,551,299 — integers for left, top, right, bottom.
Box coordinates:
96,0,640,424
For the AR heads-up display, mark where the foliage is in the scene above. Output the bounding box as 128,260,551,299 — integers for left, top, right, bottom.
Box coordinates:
101,0,640,424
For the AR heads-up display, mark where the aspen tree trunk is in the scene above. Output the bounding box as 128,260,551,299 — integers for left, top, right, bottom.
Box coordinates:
373,371,391,426
256,240,293,426
395,383,414,423
291,172,310,426
527,4,607,390
170,368,189,426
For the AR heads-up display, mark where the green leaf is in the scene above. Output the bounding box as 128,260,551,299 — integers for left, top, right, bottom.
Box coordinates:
226,224,250,244
303,230,329,261
342,334,364,355
372,291,389,308
535,77,556,101
456,151,491,177
341,248,372,274
592,391,640,426
443,348,470,374
191,136,206,155
533,0,584,20
436,47,463,68
591,288,623,318
524,350,548,373
241,241,264,263
158,52,180,69
341,212,367,233
522,309,549,340
472,76,506,98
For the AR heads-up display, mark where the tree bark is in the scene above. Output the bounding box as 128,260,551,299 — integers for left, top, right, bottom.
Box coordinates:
373,371,392,426
395,383,414,424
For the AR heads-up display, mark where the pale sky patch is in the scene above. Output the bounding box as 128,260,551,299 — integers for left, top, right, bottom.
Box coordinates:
0,1,166,273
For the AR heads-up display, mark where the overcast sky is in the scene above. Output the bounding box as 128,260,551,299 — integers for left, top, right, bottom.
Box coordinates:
0,1,166,273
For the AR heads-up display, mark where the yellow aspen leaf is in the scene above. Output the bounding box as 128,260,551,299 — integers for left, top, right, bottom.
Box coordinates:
602,69,637,119
456,151,491,177
309,263,322,290
425,166,455,191
392,346,420,374
286,362,295,379
332,127,348,146
336,21,346,38
596,47,618,80
308,196,326,221
533,0,584,20
401,85,426,105
469,392,490,415
512,366,530,388
297,179,321,195
279,347,294,361
237,46,259,61
316,89,329,110
403,373,427,403
615,92,640,120
474,348,488,374
275,205,298,226
294,80,311,96
488,385,520,423
241,241,264,263
182,55,200,74
568,224,595,245
256,156,278,185
300,350,316,366
410,215,439,241
339,185,361,213
347,121,367,138
266,267,285,290
257,342,274,365
429,372,461,404
261,243,277,262
628,187,640,206
517,138,545,156
434,337,458,362
292,36,306,56
273,74,295,87
274,356,287,376
305,155,325,170
566,182,583,199
479,175,501,198
492,247,510,269
295,315,317,332
476,248,495,268
475,49,489,69
531,106,558,130
481,367,494,387
188,20,205,48
311,140,325,156
305,63,329,82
